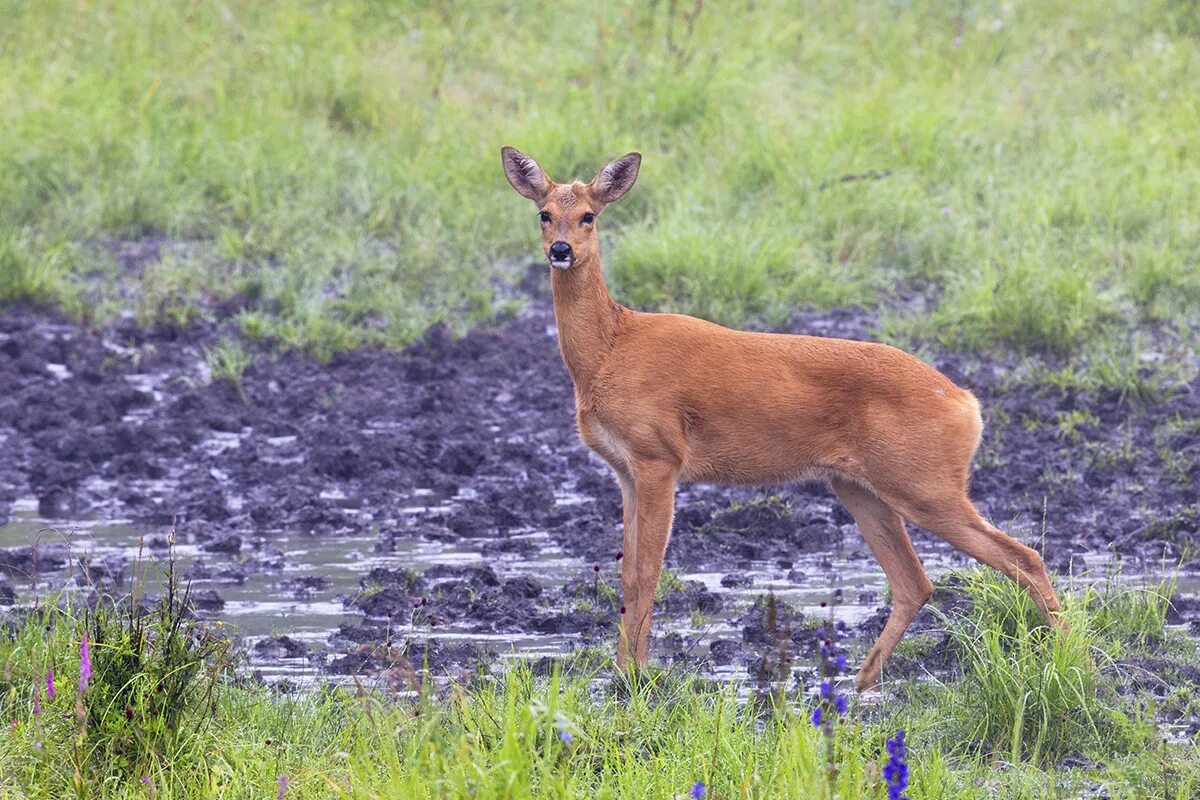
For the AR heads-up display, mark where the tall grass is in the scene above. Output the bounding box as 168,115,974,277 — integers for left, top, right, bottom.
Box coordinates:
1,0,1197,367
947,568,1123,763
904,564,1182,767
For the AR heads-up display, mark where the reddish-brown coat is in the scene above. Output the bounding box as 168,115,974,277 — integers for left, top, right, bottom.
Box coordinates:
502,147,1065,689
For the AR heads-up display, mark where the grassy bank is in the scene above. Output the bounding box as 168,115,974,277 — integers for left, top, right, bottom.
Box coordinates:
1,564,1196,799
1,0,1198,364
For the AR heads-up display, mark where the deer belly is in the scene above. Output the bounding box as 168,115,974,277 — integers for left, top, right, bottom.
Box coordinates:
679,419,846,486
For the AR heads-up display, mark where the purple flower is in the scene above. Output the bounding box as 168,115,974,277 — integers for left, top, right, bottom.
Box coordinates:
810,706,823,727
883,730,909,800
78,631,92,694
45,665,55,700
834,655,847,672
835,695,848,715
276,774,289,799
819,680,833,699
32,686,42,717
558,727,573,744
690,781,706,799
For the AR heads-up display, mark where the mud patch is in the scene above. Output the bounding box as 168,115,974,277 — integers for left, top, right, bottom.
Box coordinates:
1,266,1198,681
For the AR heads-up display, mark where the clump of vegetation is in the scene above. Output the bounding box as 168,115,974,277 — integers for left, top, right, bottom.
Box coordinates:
947,567,1128,762
2,553,233,795
202,337,253,402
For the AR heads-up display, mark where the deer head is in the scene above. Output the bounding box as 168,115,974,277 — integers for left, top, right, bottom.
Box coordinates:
501,146,641,270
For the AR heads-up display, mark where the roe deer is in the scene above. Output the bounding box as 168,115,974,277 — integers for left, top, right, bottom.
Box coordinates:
501,146,1066,690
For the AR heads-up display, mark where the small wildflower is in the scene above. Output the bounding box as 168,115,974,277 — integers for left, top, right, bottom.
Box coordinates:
883,730,910,800
690,781,706,799
810,706,823,727
276,773,289,799
45,665,55,699
619,606,626,614
78,631,92,694
835,695,848,715
32,687,42,717
834,654,847,672
614,551,623,561
593,564,600,573
125,706,134,721
558,727,573,744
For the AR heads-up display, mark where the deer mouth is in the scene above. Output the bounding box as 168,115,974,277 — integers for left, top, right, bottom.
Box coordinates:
549,257,573,270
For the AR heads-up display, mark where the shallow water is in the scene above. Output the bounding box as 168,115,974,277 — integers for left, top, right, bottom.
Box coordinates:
4,489,1193,687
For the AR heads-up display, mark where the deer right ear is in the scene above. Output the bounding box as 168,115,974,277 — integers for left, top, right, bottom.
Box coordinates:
501,146,550,202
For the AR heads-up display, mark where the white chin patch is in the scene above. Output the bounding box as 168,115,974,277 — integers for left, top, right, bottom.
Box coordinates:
549,260,572,270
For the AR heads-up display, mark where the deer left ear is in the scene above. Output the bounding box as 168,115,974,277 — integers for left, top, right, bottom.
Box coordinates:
591,152,641,206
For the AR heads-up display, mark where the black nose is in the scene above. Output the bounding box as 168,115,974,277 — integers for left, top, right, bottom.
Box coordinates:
549,241,572,261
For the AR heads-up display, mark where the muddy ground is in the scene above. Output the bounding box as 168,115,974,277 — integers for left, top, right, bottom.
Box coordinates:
1,263,1198,686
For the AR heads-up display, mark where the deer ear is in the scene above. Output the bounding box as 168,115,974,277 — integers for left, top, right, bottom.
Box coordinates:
590,152,641,206
501,146,550,202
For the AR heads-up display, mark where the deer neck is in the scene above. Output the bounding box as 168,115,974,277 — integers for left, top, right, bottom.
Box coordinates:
550,254,622,392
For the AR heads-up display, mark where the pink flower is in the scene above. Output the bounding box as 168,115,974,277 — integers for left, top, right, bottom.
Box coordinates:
276,774,289,798
78,631,92,694
46,665,55,699
33,686,42,717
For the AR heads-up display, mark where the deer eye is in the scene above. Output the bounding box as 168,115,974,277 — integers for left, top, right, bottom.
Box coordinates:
581,212,595,225
539,210,551,224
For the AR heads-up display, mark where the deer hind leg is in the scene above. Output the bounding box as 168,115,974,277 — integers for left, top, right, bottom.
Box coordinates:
624,461,677,667
890,490,1063,627
831,477,933,691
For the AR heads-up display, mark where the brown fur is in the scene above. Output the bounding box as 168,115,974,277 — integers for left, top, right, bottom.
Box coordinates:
501,146,1066,689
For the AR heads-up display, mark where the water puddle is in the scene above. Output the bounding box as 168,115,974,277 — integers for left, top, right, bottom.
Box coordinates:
1,491,1193,688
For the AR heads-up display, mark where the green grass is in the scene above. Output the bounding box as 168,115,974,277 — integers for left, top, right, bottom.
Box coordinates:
2,562,1198,798
203,336,253,401
1,0,1197,369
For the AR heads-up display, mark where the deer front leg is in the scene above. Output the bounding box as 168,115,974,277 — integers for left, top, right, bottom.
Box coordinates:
627,461,678,667
616,474,638,669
